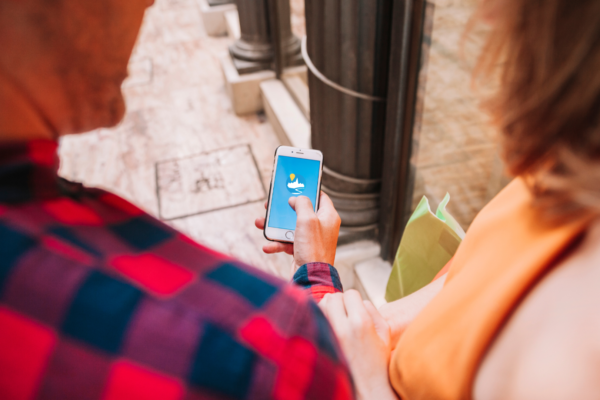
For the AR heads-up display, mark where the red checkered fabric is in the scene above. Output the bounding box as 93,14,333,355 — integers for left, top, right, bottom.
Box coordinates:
0,140,353,400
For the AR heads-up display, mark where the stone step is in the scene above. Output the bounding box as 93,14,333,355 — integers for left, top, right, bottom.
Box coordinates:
196,0,236,37
354,256,392,309
225,9,240,40
334,240,380,290
282,74,310,120
220,54,276,115
260,78,311,149
333,240,392,308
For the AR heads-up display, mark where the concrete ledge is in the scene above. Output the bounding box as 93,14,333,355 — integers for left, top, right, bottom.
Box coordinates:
197,0,236,37
282,74,310,119
334,240,381,291
225,9,240,40
260,79,311,149
355,257,392,309
220,55,276,115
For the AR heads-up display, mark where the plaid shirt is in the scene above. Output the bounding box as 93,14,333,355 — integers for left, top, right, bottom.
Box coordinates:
0,140,351,400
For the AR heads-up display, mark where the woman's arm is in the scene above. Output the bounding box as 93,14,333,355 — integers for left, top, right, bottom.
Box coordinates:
317,276,447,400
255,192,344,302
379,274,447,347
320,290,399,400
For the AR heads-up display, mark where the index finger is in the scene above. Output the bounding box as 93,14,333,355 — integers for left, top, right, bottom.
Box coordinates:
289,195,315,216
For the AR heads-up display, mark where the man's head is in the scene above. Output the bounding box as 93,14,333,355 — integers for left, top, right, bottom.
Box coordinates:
0,0,154,135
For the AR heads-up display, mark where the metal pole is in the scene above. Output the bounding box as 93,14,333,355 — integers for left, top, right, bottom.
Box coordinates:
267,0,283,78
379,0,433,261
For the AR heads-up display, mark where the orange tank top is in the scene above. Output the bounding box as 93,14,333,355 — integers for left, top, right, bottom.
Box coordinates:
389,178,590,399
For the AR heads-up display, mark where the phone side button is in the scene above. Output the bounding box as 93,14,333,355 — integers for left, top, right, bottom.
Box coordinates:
285,231,294,239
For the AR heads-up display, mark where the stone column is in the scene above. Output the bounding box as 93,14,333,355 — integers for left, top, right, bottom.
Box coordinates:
305,0,393,243
230,0,303,74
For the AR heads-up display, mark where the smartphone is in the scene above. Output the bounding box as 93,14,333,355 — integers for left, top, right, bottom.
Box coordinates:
264,146,324,243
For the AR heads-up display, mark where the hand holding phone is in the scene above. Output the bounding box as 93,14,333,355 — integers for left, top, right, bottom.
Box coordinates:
255,191,340,274
263,146,324,243
255,145,341,273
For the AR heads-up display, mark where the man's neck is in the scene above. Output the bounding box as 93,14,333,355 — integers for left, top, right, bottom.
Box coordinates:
0,72,55,142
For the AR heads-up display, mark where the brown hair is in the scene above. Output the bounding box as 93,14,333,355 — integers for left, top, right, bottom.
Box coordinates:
472,0,600,222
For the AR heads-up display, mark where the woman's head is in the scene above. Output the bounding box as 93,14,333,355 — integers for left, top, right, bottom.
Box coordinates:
473,0,600,221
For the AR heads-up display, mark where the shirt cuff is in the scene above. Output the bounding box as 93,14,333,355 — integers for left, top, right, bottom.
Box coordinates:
292,262,343,302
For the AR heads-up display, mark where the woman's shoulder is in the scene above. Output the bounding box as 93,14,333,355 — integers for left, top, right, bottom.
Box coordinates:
474,218,600,400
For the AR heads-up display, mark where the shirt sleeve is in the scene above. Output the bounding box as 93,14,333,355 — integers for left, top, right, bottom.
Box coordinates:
293,262,343,302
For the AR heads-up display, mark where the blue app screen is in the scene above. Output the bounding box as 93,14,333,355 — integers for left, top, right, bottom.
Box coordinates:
268,155,321,230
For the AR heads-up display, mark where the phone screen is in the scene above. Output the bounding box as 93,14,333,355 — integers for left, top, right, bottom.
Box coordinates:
268,155,321,230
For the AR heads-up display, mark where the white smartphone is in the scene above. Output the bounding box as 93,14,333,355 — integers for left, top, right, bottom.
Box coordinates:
264,146,324,243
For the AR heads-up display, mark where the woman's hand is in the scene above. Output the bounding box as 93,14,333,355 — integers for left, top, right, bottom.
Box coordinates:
320,290,399,400
378,274,447,348
255,191,341,275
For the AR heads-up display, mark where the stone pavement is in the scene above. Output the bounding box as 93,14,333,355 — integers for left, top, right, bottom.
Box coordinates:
58,0,294,279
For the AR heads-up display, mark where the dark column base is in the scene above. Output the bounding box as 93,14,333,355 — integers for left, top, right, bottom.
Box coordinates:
207,0,234,5
323,186,380,227
229,40,272,74
229,40,273,62
229,35,302,74
337,225,379,246
280,52,305,71
229,54,271,74
277,32,304,68
322,167,381,240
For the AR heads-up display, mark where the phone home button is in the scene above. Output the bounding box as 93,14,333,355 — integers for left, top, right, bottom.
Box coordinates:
285,231,294,240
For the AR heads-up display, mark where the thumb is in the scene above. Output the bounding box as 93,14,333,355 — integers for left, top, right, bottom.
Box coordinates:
364,300,391,347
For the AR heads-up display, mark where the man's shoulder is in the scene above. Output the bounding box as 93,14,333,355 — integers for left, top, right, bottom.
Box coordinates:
0,188,352,397
88,188,290,292
5,184,341,338
4,184,301,313
0,185,295,304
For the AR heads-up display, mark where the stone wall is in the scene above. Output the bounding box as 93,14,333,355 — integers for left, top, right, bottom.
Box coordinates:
411,0,504,229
